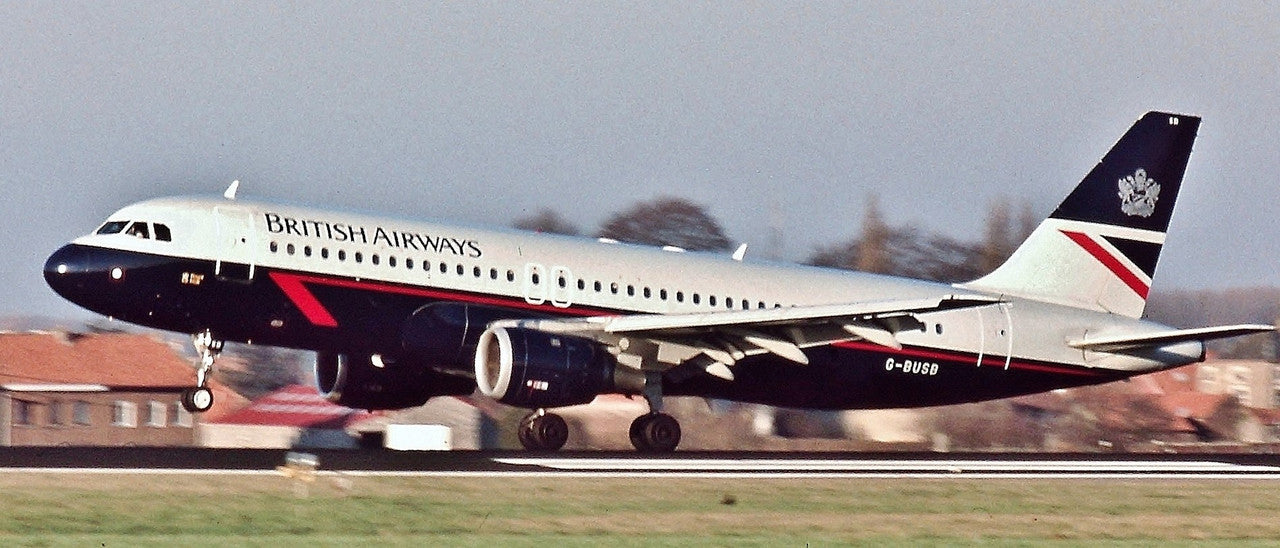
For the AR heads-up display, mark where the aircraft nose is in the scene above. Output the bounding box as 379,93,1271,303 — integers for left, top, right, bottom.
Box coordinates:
44,244,119,300
45,244,88,297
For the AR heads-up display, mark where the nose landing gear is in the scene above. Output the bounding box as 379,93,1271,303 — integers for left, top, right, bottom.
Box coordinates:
181,330,223,413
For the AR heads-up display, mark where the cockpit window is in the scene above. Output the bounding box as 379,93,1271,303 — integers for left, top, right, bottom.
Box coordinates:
125,222,150,239
153,223,172,242
96,221,129,235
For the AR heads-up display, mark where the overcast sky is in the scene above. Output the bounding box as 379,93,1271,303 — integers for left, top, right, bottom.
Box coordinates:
4,2,1279,322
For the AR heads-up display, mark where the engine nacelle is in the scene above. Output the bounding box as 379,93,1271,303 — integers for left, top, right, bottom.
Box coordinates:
315,351,474,410
400,303,544,371
474,326,617,409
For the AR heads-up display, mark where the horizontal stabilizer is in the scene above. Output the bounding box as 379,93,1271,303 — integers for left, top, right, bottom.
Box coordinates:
1068,324,1274,352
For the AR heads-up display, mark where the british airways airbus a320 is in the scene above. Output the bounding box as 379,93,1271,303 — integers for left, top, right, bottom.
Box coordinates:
45,112,1272,452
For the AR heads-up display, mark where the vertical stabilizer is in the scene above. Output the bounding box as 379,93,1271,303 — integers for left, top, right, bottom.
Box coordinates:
960,112,1200,318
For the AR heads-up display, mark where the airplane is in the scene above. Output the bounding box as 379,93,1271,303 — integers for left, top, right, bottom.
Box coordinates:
44,111,1273,452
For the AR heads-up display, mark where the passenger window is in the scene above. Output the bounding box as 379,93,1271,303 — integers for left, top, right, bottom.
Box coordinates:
304,246,312,257
660,289,668,300
96,221,129,235
507,270,515,282
643,287,651,298
389,256,397,267
406,258,413,269
125,222,150,239
577,279,585,290
491,268,499,280
355,252,363,263
439,263,447,273
338,250,346,261
456,264,463,275
473,266,481,278
153,224,172,242
676,291,684,303
594,281,602,292
270,242,279,253
693,294,701,304
287,244,296,255
371,254,380,265
709,296,717,306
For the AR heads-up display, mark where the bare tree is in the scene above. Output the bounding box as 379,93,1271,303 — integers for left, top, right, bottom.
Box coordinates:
513,209,580,236
596,196,731,251
856,195,889,273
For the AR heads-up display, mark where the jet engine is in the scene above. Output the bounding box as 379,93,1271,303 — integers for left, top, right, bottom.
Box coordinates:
474,326,617,409
400,302,544,372
315,351,474,410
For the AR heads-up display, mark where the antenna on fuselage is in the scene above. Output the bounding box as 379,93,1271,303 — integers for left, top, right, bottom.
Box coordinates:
223,180,240,200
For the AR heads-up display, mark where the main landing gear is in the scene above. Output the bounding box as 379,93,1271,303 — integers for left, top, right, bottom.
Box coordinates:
181,330,223,413
513,409,682,453
517,410,569,451
514,373,682,453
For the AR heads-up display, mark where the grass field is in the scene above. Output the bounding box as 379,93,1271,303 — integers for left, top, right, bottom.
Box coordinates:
1,472,1279,546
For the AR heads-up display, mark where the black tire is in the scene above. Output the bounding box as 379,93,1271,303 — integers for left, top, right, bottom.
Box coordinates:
181,387,214,413
518,413,568,451
630,413,681,453
629,414,653,451
532,413,568,451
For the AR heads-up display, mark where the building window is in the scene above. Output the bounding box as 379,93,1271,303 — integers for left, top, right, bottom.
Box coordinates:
113,401,137,428
13,400,34,426
173,402,194,428
48,400,63,426
73,401,91,425
147,401,167,428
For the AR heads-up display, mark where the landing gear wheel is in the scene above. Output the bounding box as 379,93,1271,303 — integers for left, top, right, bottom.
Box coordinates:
186,330,223,414
181,386,214,413
517,412,568,451
629,413,681,453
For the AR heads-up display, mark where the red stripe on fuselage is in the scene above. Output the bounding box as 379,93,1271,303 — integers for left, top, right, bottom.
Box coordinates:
1060,230,1150,299
268,270,607,328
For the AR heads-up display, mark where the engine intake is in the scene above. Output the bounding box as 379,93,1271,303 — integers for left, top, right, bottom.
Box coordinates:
474,326,616,408
315,351,474,410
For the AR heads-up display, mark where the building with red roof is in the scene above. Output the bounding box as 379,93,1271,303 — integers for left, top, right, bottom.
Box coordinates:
201,384,369,448
0,331,246,446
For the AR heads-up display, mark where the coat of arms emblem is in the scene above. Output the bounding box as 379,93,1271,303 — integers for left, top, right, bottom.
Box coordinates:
1118,168,1159,218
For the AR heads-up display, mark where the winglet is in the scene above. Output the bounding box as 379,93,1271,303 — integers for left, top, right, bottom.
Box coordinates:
223,180,240,200
732,243,748,261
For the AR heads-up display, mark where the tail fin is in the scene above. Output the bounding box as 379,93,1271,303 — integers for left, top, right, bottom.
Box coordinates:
961,111,1200,318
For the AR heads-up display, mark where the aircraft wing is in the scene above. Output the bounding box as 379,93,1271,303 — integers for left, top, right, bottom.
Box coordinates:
1067,324,1276,353
490,294,1000,380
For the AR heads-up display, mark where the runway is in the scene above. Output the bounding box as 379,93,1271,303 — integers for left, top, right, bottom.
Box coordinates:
2,447,1280,478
